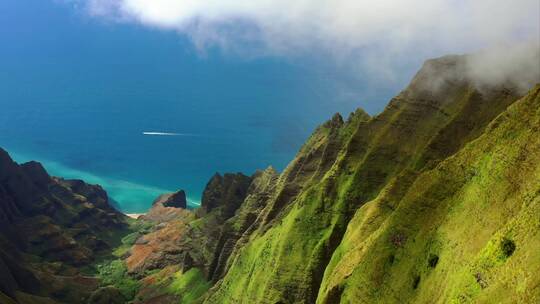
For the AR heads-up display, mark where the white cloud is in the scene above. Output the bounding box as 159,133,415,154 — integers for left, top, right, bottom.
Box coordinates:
77,0,540,89
466,42,540,92
83,0,538,50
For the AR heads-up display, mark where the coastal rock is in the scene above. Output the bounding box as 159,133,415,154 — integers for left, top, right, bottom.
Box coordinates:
141,191,192,224
153,190,187,209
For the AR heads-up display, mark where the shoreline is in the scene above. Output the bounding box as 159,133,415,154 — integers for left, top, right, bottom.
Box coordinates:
8,149,203,212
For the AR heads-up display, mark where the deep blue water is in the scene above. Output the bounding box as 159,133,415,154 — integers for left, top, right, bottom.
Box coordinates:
0,0,401,213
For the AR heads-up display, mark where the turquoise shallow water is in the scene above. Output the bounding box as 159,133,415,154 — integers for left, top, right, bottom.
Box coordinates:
9,150,200,210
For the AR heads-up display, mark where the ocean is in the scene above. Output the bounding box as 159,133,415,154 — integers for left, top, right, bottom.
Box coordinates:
0,0,395,213
0,53,339,213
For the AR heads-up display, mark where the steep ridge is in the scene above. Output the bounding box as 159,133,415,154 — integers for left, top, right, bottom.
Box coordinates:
318,84,540,303
202,54,537,303
206,167,279,282
0,148,130,303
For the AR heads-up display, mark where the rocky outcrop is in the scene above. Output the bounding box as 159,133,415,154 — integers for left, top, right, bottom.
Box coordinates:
153,190,187,209
199,173,253,217
127,169,273,303
126,205,194,276
127,173,255,281
140,191,190,224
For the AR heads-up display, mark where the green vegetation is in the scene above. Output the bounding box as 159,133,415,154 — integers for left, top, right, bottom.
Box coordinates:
317,85,540,303
108,215,154,257
113,231,140,257
90,219,154,300
204,71,540,302
96,259,140,300
167,268,212,303
90,217,164,303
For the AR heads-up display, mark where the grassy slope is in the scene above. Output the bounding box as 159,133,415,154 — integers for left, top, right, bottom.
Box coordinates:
84,219,149,302
167,268,212,303
203,55,536,304
318,85,540,303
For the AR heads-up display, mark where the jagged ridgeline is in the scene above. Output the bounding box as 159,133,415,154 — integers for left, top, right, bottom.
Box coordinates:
199,56,540,303
1,53,539,304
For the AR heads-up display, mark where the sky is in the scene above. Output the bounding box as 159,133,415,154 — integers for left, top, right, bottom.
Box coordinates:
0,0,538,212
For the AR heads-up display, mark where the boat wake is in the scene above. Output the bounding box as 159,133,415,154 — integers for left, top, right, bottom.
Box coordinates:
142,131,194,136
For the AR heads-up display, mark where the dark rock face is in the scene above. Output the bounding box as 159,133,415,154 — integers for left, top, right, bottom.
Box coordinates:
0,250,40,299
20,161,50,189
139,190,191,224
0,148,129,303
153,190,187,209
207,167,279,282
126,172,257,282
200,173,253,217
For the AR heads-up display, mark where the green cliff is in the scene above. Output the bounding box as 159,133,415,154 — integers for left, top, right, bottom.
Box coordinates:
200,55,540,303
